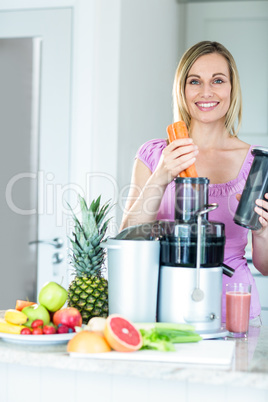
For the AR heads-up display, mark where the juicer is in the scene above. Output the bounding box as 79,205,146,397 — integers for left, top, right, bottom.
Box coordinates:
157,177,233,337
105,177,234,338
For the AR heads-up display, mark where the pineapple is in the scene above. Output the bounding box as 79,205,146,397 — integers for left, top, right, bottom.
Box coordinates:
67,195,112,324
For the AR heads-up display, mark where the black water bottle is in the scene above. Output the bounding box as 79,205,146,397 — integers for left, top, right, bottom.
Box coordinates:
234,147,268,230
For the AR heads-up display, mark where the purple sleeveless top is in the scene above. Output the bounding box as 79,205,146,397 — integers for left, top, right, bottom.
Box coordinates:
136,138,261,321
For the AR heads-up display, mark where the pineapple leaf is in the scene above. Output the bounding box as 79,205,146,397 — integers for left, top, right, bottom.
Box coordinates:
79,196,98,238
96,201,113,228
67,195,113,276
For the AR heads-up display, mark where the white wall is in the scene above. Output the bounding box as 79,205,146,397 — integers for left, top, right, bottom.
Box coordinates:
184,0,268,148
114,0,182,229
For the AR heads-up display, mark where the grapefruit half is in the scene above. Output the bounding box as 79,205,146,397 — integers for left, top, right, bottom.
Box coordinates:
104,314,142,352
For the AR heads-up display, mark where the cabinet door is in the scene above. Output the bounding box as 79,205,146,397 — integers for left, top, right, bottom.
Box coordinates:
184,0,268,147
0,8,72,304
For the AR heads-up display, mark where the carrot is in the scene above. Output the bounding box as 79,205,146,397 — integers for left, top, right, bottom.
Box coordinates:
166,124,176,142
166,120,198,178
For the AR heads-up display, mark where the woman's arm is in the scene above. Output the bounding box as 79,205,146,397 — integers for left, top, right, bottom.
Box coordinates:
252,193,268,275
119,159,167,230
119,138,198,231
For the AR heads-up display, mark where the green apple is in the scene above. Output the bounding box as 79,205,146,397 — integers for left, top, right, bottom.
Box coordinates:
22,304,50,326
38,281,68,312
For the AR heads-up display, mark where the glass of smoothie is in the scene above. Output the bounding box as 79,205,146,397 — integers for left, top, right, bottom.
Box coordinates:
226,283,251,337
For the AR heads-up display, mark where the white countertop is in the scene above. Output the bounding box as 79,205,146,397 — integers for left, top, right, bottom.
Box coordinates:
0,323,267,390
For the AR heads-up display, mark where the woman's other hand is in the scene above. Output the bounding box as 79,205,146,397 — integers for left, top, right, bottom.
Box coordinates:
254,193,268,232
251,192,268,275
235,194,241,202
153,138,198,186
235,193,268,232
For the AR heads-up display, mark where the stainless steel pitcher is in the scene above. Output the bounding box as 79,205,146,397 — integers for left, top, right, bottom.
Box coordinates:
103,239,160,322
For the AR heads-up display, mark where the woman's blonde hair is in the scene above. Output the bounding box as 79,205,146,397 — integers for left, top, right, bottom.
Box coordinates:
173,41,242,137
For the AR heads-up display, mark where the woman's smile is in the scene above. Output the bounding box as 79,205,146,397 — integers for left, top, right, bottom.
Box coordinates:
195,101,220,111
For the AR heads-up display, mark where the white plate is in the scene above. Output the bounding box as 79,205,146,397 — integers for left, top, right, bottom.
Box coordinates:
0,332,75,345
69,340,235,366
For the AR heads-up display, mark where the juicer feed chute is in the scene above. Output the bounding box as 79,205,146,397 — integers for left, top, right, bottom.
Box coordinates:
175,177,209,222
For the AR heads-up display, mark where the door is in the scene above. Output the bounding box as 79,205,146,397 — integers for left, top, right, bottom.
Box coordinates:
0,8,72,307
0,37,40,306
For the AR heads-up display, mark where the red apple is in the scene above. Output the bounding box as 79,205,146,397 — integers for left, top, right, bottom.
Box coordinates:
53,307,82,330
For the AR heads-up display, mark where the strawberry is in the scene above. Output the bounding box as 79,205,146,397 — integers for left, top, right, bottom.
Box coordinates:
32,327,43,335
31,319,44,328
43,325,56,335
20,327,32,335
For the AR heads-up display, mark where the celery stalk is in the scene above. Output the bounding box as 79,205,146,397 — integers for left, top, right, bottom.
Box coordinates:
135,322,196,332
139,324,202,351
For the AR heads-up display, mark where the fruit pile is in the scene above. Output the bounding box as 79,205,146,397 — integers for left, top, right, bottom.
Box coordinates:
0,281,83,335
67,314,142,354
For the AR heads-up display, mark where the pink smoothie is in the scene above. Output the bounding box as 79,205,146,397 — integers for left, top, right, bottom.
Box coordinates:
226,291,251,333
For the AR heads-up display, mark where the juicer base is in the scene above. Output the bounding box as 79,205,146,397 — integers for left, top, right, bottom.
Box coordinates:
197,327,229,339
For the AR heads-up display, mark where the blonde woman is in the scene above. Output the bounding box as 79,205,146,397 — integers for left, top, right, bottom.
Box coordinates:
120,41,268,324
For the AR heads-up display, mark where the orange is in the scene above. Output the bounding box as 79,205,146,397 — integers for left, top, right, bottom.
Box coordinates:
104,314,142,353
67,330,111,353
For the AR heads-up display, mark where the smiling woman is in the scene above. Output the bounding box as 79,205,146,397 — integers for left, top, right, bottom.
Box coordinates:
120,40,268,325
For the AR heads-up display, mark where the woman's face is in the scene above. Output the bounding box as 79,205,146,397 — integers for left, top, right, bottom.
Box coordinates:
184,53,231,126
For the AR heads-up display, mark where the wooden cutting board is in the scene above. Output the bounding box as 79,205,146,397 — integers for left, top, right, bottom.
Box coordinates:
69,340,235,367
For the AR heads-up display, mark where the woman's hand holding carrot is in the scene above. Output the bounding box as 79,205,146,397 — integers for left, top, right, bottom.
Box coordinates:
166,121,198,178
152,138,199,186
120,121,198,230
